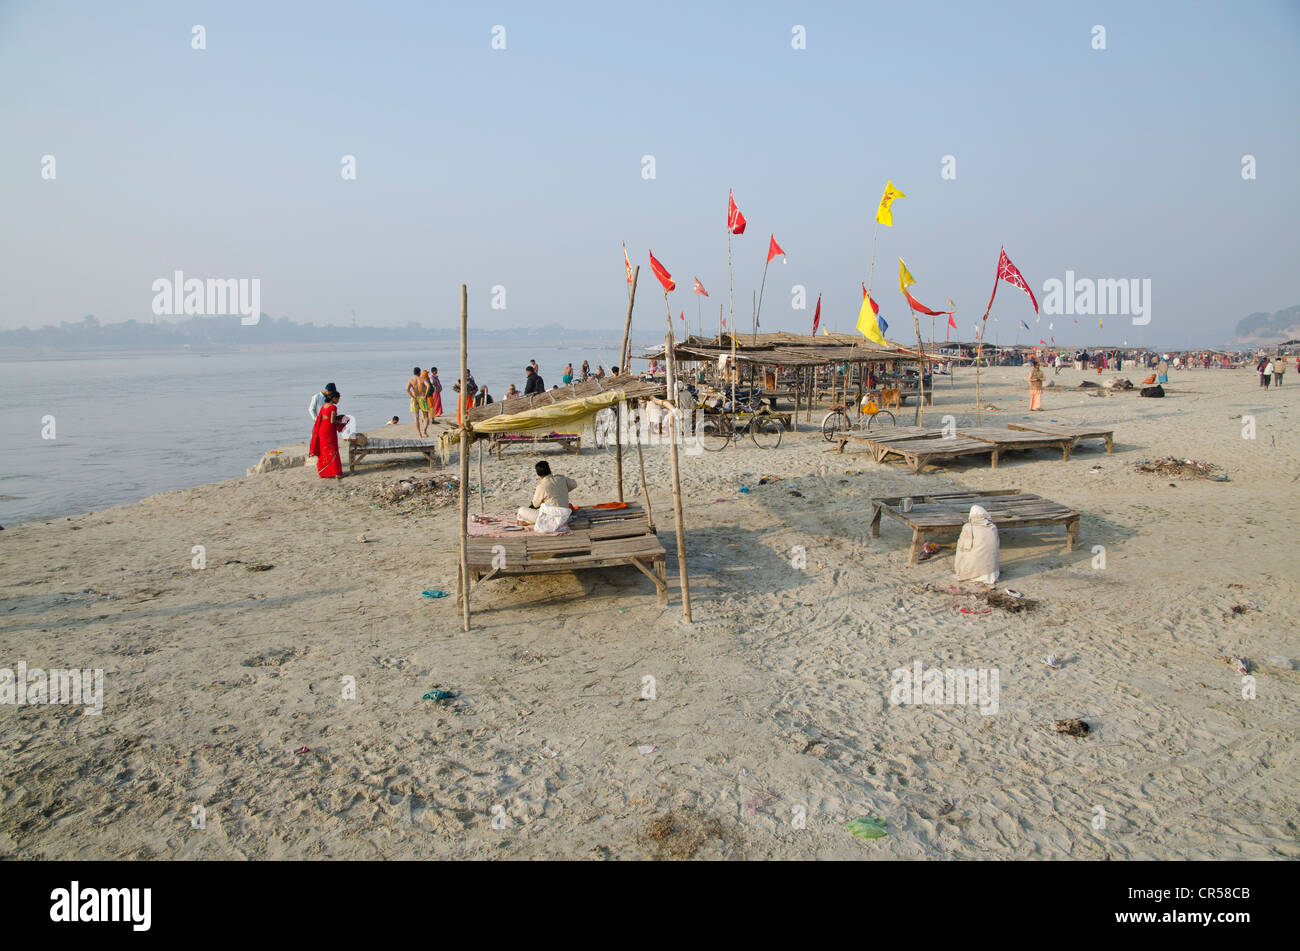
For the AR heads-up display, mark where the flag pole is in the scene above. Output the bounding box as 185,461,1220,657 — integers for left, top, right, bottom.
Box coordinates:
909,301,925,426
755,253,771,338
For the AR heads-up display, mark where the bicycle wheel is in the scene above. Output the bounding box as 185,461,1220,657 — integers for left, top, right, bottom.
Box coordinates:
750,416,783,449
820,410,848,442
865,409,896,431
699,416,731,452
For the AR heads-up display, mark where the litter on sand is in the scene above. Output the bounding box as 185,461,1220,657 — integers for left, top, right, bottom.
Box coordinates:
916,542,941,562
1130,457,1223,480
422,589,448,599
637,745,658,755
1042,654,1063,669
422,688,457,702
846,817,888,839
1054,718,1090,737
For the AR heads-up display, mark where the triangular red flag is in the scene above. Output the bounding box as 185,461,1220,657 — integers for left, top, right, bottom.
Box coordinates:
903,287,954,317
693,277,708,297
622,242,633,285
766,235,785,264
648,250,675,293
727,189,747,235
679,311,685,322
812,293,821,335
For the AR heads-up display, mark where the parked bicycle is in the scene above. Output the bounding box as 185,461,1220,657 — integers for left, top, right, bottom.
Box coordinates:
698,396,784,451
820,393,897,441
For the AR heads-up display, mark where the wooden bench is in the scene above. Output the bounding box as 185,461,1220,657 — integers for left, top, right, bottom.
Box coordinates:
347,436,440,473
869,490,1080,563
1006,423,1114,453
488,432,582,458
464,504,668,605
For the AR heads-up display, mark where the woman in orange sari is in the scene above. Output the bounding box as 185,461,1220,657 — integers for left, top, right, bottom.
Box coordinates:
309,391,347,480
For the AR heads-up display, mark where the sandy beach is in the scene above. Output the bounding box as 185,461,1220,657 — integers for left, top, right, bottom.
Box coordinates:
2,364,1297,860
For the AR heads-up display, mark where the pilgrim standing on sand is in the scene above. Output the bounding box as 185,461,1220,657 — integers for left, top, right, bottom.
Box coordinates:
954,505,1000,584
309,391,347,481
428,367,443,420
1157,358,1169,384
1028,359,1045,411
308,383,338,440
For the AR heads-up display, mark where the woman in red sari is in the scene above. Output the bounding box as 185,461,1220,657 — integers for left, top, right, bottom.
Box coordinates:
309,391,347,480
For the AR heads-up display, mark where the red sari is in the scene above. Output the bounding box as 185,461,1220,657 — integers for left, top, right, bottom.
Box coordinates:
309,404,345,478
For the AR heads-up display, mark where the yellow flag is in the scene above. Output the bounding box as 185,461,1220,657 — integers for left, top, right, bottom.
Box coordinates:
876,180,906,226
821,326,830,336
857,291,888,347
898,257,916,293
1098,317,1104,329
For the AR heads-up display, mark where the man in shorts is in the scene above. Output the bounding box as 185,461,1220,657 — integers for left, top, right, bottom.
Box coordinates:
407,367,430,436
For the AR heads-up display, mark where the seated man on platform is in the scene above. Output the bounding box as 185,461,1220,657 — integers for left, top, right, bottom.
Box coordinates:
516,460,578,531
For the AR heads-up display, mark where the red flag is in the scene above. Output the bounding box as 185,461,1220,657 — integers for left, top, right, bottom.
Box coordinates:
727,189,747,235
648,250,675,293
622,242,633,285
693,277,708,296
679,310,685,323
903,287,954,317
766,235,785,264
1040,339,1047,345
861,283,879,314
812,293,822,335
983,246,1038,319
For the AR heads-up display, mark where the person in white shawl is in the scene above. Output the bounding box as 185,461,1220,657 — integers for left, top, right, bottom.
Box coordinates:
954,504,1000,584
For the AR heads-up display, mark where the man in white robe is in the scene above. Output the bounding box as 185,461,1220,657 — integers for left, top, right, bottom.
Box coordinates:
954,504,1000,584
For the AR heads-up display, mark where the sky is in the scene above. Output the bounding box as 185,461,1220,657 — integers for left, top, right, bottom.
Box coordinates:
1,0,1297,347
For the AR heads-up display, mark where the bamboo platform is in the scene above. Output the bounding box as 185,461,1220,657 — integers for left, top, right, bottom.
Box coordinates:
869,490,1080,563
954,427,1078,464
463,503,667,605
488,432,582,458
347,436,439,472
1006,422,1114,453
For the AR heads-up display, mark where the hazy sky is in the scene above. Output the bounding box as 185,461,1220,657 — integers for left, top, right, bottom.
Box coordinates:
2,0,1297,346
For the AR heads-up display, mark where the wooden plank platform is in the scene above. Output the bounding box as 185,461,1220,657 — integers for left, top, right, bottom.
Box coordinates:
488,432,582,458
954,426,1077,464
869,490,1080,563
463,503,668,605
836,427,996,473
347,437,440,472
1006,423,1114,453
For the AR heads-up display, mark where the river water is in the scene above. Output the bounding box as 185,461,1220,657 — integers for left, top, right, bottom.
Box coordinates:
0,343,625,525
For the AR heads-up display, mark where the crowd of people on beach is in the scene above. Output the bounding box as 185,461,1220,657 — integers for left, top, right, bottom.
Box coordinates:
301,359,624,480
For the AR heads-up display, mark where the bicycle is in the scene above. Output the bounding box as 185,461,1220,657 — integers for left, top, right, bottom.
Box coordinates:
698,396,784,451
820,393,897,442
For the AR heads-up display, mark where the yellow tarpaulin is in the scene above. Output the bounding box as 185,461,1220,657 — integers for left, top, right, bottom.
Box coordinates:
440,389,627,454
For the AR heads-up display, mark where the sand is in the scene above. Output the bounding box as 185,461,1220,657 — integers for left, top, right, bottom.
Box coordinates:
2,364,1297,860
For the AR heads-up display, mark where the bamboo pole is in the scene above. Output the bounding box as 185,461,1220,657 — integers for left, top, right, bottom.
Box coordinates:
664,331,691,623
616,401,624,502
457,284,470,632
619,265,640,376
634,413,653,530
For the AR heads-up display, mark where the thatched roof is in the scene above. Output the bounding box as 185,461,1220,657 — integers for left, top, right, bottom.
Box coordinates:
465,372,664,423
638,331,943,366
